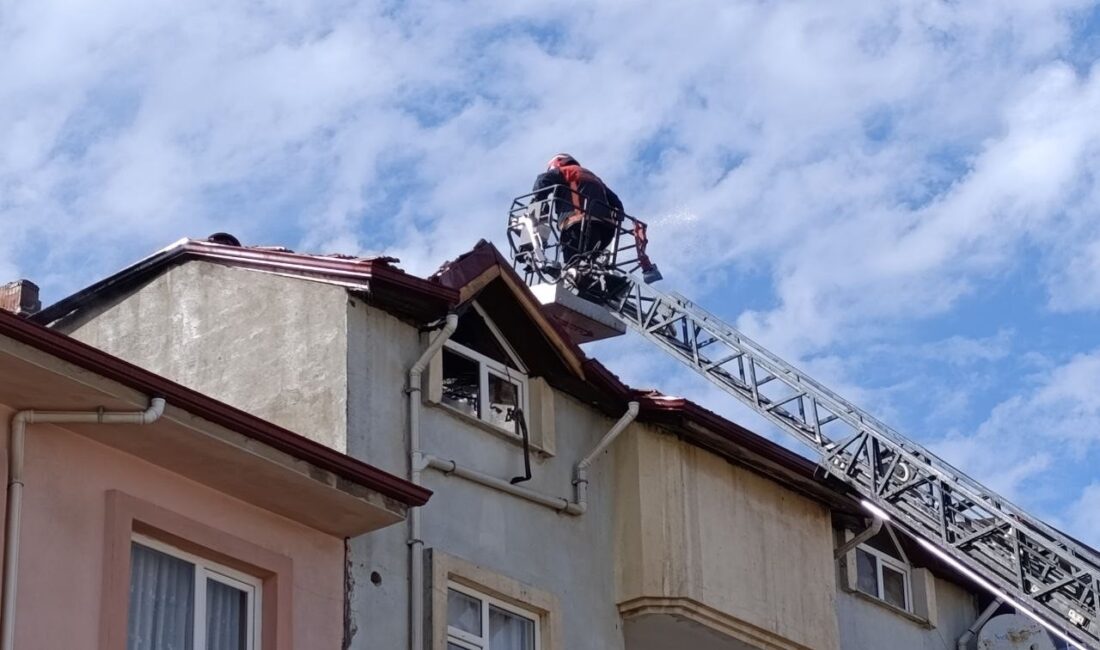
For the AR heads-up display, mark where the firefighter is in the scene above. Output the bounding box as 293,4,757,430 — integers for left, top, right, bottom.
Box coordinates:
531,154,623,265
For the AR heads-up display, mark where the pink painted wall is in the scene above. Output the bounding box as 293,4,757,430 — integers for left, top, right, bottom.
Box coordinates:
0,411,347,650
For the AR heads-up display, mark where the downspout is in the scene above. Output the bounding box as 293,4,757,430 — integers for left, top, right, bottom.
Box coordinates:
956,598,1002,650
834,515,884,559
2,397,166,650
407,314,458,650
419,400,640,516
571,401,639,514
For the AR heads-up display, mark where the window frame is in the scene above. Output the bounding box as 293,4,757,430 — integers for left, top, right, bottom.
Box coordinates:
441,339,529,435
854,543,912,613
131,533,263,650
446,581,541,650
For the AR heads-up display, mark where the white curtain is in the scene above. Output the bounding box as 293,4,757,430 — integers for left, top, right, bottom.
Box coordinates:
205,579,247,650
128,543,195,650
489,606,534,650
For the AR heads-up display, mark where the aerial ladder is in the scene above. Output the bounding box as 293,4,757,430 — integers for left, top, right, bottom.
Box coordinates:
506,187,1100,649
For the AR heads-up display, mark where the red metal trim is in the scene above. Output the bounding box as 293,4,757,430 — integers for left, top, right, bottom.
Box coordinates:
633,393,819,477
33,239,459,327
179,241,458,302
0,310,431,507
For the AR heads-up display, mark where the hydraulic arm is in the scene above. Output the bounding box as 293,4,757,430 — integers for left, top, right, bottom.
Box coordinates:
506,190,1100,648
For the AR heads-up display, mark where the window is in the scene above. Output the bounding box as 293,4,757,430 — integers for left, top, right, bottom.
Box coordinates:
446,583,539,650
440,303,529,433
854,544,911,612
128,535,261,650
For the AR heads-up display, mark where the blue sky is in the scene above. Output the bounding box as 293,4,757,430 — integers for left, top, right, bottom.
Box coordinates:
3,0,1100,545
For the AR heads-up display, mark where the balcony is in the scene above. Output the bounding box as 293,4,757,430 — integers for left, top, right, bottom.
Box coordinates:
614,422,841,650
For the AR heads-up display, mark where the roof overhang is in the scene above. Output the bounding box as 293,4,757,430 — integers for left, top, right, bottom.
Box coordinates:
0,311,430,537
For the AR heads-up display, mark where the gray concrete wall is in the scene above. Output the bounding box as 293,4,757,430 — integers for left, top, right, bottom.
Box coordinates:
59,262,352,452
836,573,977,649
344,300,625,650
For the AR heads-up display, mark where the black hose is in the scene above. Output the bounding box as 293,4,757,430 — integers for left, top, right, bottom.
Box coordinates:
510,408,532,485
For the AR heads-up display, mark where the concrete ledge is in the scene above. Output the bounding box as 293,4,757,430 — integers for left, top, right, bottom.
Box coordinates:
619,596,823,650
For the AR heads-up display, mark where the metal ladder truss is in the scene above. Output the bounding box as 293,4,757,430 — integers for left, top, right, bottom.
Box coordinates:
599,275,1100,647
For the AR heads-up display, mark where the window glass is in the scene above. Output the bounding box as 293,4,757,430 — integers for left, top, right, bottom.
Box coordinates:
489,605,535,650
487,372,521,430
129,542,196,650
128,538,258,650
206,578,248,650
447,589,482,636
855,548,879,597
447,584,539,650
442,349,481,418
881,565,908,610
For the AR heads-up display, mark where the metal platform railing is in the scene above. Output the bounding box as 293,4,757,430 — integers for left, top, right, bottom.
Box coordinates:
505,186,660,301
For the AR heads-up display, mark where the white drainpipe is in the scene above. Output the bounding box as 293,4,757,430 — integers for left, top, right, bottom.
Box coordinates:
570,400,639,514
2,397,166,650
419,401,640,516
407,314,458,650
834,515,884,560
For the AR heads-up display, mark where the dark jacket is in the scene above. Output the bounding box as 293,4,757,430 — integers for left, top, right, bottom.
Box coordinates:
532,164,623,227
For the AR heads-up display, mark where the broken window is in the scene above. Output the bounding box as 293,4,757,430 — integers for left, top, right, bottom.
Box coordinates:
442,348,481,419
439,303,528,434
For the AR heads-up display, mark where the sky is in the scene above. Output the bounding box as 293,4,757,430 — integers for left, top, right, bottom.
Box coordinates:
2,1,1100,545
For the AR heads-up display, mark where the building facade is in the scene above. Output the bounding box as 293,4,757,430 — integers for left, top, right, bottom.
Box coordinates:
33,237,1012,649
0,308,427,650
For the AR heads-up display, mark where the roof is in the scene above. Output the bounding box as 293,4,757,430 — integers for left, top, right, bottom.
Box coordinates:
0,308,430,507
32,235,845,505
430,241,589,381
33,238,458,327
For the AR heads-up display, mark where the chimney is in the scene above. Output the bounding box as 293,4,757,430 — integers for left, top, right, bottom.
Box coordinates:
0,280,41,316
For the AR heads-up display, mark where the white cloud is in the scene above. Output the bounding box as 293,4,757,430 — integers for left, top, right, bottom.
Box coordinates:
932,349,1100,502
3,0,1098,304
3,0,1100,542
1068,483,1100,546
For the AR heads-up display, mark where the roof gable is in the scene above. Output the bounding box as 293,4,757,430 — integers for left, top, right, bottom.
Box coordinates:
430,240,588,381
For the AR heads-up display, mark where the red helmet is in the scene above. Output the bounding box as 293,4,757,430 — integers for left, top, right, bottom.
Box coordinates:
547,153,579,170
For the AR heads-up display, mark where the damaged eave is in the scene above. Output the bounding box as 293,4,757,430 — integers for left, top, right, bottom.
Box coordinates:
430,241,588,381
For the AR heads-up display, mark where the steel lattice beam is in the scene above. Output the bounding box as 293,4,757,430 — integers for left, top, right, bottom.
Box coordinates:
598,275,1100,648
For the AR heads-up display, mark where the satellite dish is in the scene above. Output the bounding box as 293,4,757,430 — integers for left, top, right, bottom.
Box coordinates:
977,613,1057,650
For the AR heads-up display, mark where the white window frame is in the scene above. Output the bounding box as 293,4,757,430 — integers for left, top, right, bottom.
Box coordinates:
444,340,530,437
131,533,262,650
446,582,541,650
855,543,912,612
